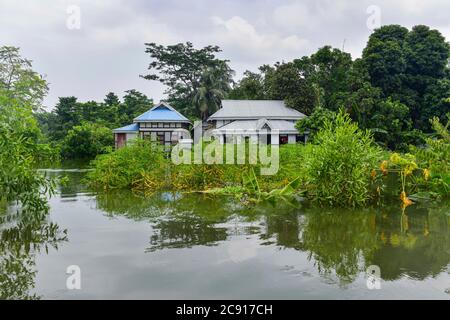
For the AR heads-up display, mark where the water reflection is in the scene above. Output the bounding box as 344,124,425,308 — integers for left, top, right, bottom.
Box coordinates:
2,169,448,299
0,208,67,299
370,206,450,280
97,191,450,283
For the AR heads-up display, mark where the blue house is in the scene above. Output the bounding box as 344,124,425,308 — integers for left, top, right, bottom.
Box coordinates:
113,102,191,148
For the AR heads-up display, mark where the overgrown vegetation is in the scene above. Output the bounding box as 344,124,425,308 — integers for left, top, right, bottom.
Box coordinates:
86,111,449,207
60,122,114,159
301,112,382,207
36,90,153,159
0,46,55,212
86,139,167,190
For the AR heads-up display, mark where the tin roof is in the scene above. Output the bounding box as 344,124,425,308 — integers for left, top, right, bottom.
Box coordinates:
208,100,306,121
113,123,139,133
212,119,298,134
134,102,191,122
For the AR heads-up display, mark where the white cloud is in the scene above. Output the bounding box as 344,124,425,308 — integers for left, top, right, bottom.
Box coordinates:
0,0,449,107
273,2,311,30
211,15,308,64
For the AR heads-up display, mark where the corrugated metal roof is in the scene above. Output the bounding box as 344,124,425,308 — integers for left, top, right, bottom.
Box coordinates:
208,100,306,120
212,119,298,134
113,123,139,132
134,102,191,122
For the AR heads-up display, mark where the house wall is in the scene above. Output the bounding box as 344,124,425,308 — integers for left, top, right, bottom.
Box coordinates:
115,132,138,149
126,133,138,141
214,120,232,128
288,135,296,144
141,127,190,146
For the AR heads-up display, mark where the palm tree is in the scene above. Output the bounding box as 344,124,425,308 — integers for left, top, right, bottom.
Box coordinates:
193,64,233,121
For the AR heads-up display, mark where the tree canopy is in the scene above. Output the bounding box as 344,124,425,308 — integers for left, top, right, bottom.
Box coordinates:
142,42,234,119
0,46,48,110
228,24,449,150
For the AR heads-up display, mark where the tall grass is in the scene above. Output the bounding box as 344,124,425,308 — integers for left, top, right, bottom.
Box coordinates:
301,111,382,207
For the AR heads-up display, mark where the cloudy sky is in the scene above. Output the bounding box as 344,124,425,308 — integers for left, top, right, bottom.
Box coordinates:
1,0,449,109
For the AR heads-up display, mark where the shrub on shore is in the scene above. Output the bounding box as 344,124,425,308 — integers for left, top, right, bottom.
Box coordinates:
86,139,167,190
301,111,382,207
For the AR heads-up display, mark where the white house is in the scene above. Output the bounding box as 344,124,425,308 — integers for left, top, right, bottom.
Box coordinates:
113,102,191,148
208,100,307,144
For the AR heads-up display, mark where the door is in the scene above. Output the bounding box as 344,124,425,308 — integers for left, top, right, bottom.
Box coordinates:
116,133,126,148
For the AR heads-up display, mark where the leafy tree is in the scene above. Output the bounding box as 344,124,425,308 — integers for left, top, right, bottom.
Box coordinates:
0,94,53,212
39,90,153,147
362,25,408,98
193,65,232,120
295,107,337,142
228,70,267,100
338,76,383,129
422,80,450,124
404,25,450,129
104,92,120,106
362,24,450,131
405,25,449,79
120,89,153,125
78,100,103,124
0,46,48,110
141,42,233,118
102,92,121,124
264,61,317,114
52,97,80,140
367,98,418,150
60,122,114,159
309,46,353,109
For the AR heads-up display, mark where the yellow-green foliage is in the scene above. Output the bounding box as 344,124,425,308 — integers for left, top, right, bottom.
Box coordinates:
409,116,450,198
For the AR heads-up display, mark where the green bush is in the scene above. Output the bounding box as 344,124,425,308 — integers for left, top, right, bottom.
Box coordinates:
0,94,54,213
61,122,114,159
295,107,337,142
410,116,450,198
86,139,167,190
302,111,382,206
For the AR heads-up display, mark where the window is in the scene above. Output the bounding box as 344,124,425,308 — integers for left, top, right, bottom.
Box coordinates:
163,123,170,128
170,123,176,128
176,123,181,128
158,122,163,128
152,123,158,128
156,132,164,144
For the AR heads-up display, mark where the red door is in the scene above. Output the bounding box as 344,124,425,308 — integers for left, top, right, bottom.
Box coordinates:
116,133,126,148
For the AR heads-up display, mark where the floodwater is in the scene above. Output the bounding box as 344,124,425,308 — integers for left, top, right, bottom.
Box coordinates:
1,167,449,299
